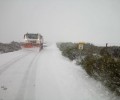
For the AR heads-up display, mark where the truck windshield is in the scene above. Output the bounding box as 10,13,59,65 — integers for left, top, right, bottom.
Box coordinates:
26,34,38,39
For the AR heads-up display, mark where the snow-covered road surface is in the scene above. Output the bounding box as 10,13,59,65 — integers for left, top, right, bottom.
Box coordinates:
0,44,119,100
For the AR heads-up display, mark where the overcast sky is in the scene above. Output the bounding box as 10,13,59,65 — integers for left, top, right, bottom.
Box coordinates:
0,0,120,45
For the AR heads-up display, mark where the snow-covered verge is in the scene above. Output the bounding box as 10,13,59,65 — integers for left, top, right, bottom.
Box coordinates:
57,42,120,97
0,41,21,54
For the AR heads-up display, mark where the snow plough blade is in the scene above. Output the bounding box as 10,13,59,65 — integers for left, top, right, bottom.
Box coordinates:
22,43,40,48
21,43,43,52
22,43,33,48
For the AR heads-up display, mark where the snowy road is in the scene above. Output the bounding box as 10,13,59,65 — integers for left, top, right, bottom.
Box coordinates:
0,44,119,100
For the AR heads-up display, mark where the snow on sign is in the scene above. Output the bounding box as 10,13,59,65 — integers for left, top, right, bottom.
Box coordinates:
78,42,85,50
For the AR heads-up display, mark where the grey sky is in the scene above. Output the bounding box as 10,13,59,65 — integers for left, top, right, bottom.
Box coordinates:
0,0,120,45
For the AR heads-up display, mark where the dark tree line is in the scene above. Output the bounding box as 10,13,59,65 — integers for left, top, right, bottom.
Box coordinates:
0,41,21,53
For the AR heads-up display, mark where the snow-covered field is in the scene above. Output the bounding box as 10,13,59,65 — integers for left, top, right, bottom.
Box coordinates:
0,44,119,100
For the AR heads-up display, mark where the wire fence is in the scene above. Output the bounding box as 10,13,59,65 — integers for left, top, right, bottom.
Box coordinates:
93,42,120,46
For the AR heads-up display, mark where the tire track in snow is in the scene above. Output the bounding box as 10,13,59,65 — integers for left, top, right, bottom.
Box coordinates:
0,52,31,76
16,52,40,100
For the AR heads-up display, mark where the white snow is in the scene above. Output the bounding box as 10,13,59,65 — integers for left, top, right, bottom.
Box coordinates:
0,44,119,100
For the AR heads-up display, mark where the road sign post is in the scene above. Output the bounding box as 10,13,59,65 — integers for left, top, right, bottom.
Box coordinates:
78,42,85,59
